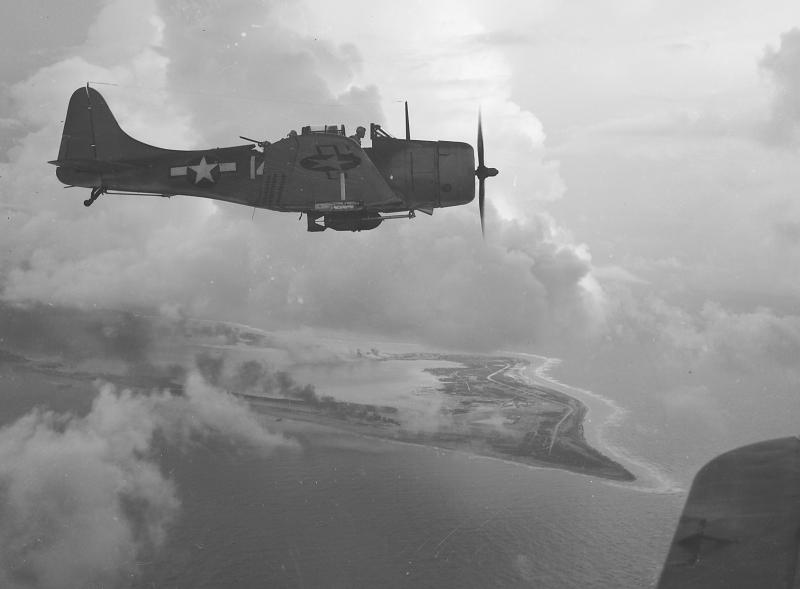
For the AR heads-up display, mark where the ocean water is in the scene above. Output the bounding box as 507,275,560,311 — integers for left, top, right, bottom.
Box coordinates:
0,355,687,588
138,431,681,588
534,347,800,490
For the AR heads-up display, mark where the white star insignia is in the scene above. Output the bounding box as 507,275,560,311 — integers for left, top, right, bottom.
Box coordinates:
189,156,218,184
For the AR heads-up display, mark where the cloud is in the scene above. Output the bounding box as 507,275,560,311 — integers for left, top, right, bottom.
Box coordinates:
604,284,800,377
774,220,800,246
156,0,383,141
0,0,605,354
550,107,763,162
581,109,745,140
696,302,800,371
0,373,294,589
0,303,154,365
193,350,450,431
760,28,800,146
265,212,602,350
591,264,648,285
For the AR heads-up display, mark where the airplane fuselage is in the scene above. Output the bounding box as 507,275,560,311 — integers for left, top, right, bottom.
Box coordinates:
52,87,477,232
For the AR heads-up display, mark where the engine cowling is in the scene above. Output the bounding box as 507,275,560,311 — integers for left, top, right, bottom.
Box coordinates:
366,139,475,211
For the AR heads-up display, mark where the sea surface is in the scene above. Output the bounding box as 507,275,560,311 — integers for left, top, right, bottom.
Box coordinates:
1,350,691,588
138,429,680,589
140,341,796,588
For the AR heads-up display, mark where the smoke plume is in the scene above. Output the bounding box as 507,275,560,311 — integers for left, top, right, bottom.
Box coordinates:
195,351,320,402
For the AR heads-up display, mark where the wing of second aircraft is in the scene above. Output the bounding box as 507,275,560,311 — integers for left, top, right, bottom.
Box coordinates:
657,437,800,588
256,133,405,212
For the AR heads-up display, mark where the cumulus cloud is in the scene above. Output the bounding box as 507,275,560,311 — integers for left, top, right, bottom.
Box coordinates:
760,28,800,146
696,302,800,371
774,219,800,246
156,0,384,141
603,282,800,377
0,303,153,365
0,0,605,353
0,373,294,589
558,109,751,157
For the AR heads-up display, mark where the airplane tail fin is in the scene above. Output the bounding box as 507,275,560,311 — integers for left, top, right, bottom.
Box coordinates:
52,85,163,170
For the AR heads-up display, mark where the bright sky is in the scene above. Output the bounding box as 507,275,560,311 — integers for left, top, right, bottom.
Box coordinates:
2,2,800,551
4,6,800,582
1,0,799,365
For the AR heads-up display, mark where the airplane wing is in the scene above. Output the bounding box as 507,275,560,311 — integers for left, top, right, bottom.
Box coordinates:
257,133,405,212
657,437,800,588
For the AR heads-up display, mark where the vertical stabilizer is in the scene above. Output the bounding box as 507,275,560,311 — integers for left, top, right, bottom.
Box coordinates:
56,85,164,163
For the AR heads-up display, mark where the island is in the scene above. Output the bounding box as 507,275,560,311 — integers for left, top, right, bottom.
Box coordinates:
0,309,634,483
239,352,634,482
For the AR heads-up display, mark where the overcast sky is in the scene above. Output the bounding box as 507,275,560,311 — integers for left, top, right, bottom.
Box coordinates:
5,5,800,584
1,0,800,362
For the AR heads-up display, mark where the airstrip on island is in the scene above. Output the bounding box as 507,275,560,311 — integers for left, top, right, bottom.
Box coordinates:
0,311,634,483
242,352,634,482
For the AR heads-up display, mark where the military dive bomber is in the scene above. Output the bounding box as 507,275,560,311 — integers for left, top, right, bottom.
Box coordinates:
50,85,498,233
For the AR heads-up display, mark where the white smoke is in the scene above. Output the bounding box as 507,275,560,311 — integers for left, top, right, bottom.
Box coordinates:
0,372,295,589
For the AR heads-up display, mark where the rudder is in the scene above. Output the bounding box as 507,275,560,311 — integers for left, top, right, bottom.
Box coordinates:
56,85,163,163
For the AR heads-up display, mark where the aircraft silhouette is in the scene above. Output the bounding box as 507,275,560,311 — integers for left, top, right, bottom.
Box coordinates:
657,437,800,588
50,86,498,233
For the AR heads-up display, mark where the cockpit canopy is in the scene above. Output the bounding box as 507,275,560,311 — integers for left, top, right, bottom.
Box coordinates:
301,124,346,136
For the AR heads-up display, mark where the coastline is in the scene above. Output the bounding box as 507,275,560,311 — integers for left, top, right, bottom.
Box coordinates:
241,392,635,482
0,315,642,484
512,352,683,493
239,351,635,483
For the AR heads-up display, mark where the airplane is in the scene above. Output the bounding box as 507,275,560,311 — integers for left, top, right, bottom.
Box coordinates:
656,436,800,588
50,85,499,233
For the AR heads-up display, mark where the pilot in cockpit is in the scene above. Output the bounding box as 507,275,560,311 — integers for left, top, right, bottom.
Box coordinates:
349,126,366,146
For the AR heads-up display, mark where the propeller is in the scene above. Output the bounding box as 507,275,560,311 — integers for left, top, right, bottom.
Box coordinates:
405,101,411,141
475,110,499,237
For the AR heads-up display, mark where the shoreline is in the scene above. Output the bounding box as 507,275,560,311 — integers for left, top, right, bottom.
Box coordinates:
241,392,635,482
170,322,636,482
512,352,683,494
0,317,641,484
238,350,636,483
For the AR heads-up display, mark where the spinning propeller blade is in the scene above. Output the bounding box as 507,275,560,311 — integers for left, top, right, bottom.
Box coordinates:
405,101,411,141
475,110,499,238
